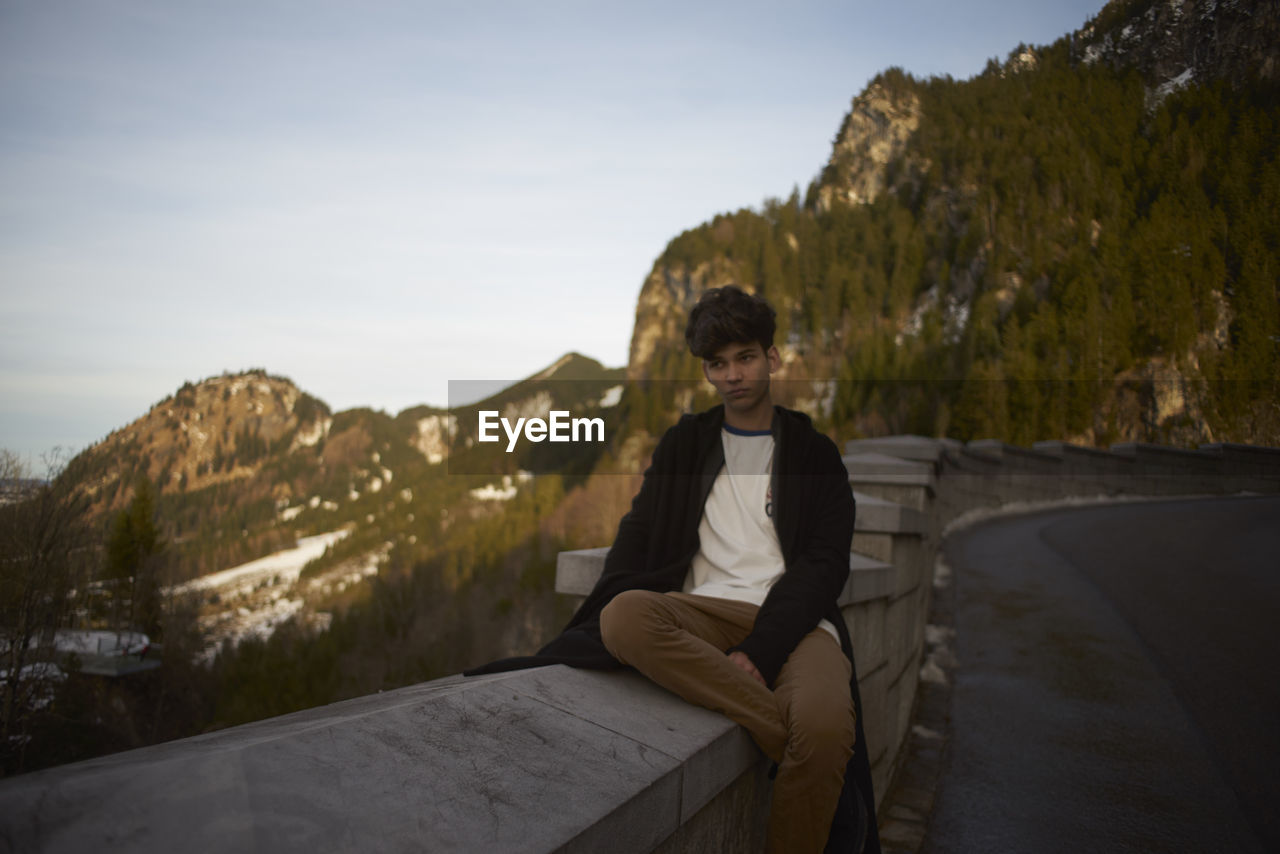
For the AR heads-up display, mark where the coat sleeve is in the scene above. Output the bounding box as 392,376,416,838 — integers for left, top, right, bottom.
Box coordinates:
727,437,854,687
563,420,680,630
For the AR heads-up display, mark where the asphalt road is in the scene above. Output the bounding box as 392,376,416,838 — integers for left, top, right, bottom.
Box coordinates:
922,495,1279,854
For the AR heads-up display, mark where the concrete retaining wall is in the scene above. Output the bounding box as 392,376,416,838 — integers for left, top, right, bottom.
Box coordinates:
2,437,1276,852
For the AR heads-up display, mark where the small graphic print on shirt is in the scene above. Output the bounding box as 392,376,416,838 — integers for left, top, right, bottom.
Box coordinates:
765,483,773,518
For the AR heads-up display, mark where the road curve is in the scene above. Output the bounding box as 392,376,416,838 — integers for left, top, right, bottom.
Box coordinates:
921,495,1278,854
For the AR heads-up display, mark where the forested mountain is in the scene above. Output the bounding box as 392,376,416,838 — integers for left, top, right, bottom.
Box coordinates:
63,370,334,583
61,355,622,584
627,0,1279,447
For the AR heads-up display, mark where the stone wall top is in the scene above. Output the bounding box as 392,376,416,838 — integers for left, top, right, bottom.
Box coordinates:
555,549,895,610
0,666,759,854
1110,442,1222,473
965,440,1064,471
1201,442,1280,476
843,436,962,464
852,490,928,535
844,452,937,489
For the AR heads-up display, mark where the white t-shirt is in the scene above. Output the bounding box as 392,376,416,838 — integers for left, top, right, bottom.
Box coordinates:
684,426,838,642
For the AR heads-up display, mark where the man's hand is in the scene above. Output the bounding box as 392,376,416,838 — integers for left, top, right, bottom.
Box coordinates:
728,650,766,688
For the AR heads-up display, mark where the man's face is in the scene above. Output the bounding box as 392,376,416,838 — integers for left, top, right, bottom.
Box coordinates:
701,341,780,417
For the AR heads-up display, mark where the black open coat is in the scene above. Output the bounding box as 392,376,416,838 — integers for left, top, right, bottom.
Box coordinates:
469,405,880,854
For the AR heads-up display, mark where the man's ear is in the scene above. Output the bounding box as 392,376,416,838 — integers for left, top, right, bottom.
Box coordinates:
766,346,781,374
701,360,712,382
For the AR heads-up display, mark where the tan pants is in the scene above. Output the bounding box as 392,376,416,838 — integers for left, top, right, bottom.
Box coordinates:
600,590,855,854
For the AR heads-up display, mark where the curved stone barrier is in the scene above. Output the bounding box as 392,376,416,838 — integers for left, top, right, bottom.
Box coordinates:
2,436,1276,852
0,666,769,853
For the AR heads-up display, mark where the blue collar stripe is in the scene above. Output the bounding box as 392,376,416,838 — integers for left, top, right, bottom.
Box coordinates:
722,424,772,437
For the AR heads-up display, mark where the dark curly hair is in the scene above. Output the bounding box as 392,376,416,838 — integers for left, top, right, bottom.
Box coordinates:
684,285,777,359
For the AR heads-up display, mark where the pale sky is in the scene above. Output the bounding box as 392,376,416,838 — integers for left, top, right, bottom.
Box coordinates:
1,0,1106,465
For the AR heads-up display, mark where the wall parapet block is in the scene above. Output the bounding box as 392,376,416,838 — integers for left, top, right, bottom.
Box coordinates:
0,666,766,854
844,435,962,465
556,548,894,611
852,490,928,536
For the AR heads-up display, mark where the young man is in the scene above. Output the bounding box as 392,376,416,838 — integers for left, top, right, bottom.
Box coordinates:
470,285,878,853
598,286,870,853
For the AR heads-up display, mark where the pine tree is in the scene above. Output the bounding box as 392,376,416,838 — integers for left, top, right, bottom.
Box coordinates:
104,477,165,638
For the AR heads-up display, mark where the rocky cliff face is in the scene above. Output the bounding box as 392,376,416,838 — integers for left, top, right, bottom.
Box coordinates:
624,76,924,386
627,257,740,381
1077,0,1280,97
815,79,923,213
810,0,1280,223
79,370,331,510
